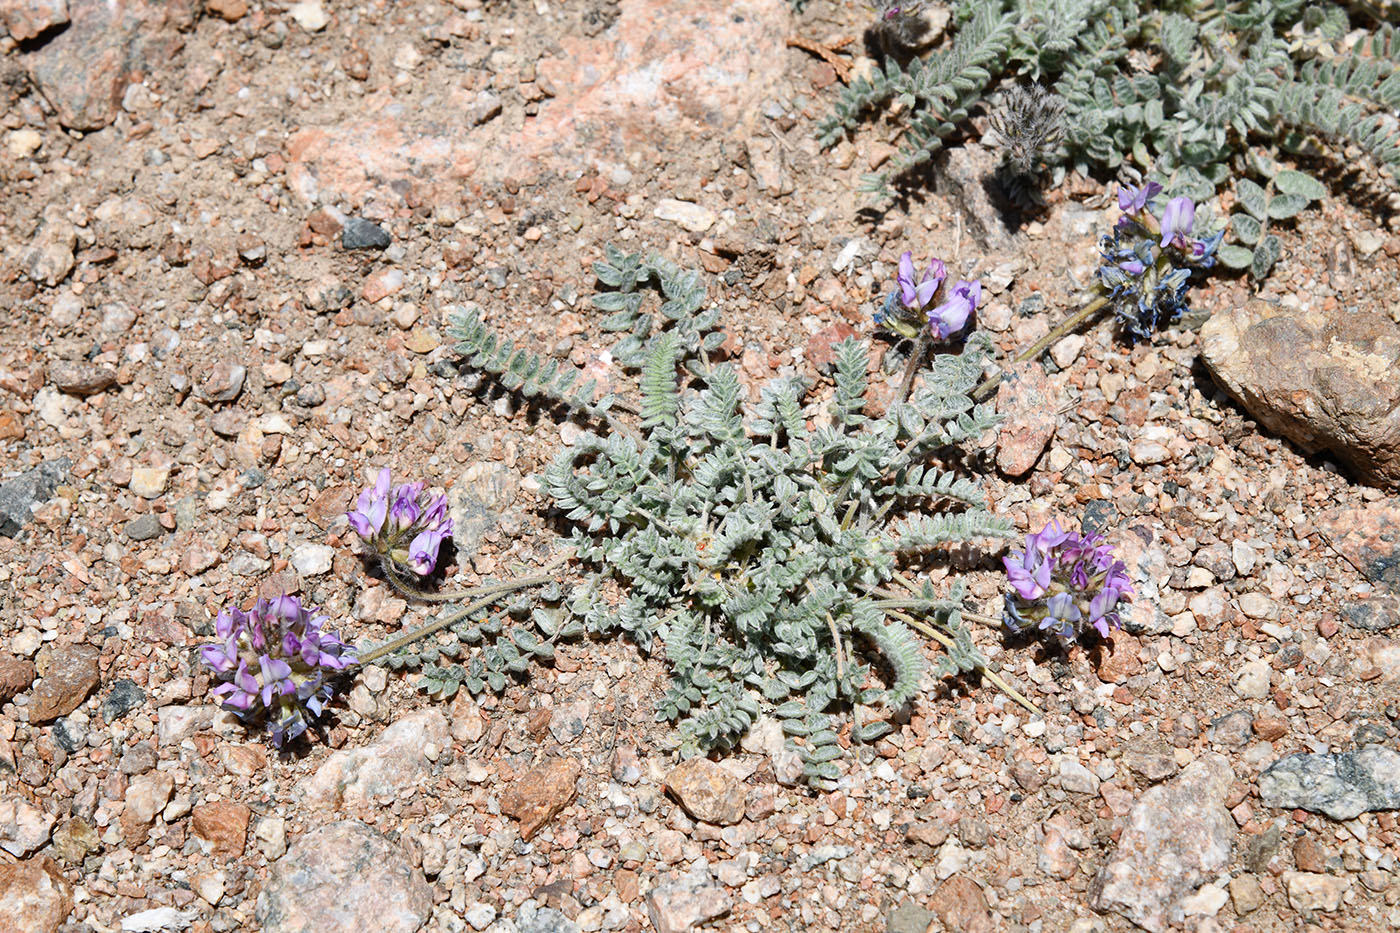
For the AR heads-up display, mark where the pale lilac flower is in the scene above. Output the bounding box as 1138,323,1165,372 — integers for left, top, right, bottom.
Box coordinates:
348,468,454,579
1117,181,1162,214
1002,521,1134,648
200,596,354,746
927,279,980,339
1158,196,1196,250
897,251,947,311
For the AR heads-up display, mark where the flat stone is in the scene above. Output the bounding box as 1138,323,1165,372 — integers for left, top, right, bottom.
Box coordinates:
125,514,165,541
190,800,251,858
547,700,590,745
1057,759,1100,795
256,821,431,933
1231,659,1271,700
885,899,936,933
120,773,173,845
450,461,521,561
1229,874,1264,914
1200,300,1400,490
654,198,717,233
1258,746,1400,820
0,797,55,857
50,817,99,864
500,757,580,840
22,214,75,287
28,643,100,723
1090,753,1235,933
48,360,116,396
665,757,747,825
120,907,194,932
157,705,216,746
1283,872,1351,912
290,544,334,576
0,856,72,933
0,458,70,538
1122,736,1179,785
994,361,1059,477
297,709,450,814
932,142,1017,251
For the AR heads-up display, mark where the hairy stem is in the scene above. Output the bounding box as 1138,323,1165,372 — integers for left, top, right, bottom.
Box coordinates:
970,293,1110,402
381,553,572,604
896,330,934,405
886,607,1040,714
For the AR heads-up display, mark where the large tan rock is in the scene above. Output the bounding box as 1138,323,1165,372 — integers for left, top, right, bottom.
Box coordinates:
1200,300,1400,490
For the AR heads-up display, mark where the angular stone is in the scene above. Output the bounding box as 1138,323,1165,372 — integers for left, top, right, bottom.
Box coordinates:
256,821,431,933
297,709,450,813
1342,594,1400,631
1283,872,1351,912
0,654,36,705
0,797,55,857
101,679,145,722
1229,874,1264,915
0,856,71,933
646,869,733,933
1258,746,1400,821
1200,301,1400,490
932,142,1017,252
499,757,580,840
450,461,521,561
22,215,75,288
28,644,100,723
1122,736,1178,785
120,772,173,845
994,361,1059,477
654,199,717,234
340,217,390,250
928,875,993,933
0,458,70,538
1090,753,1235,933
21,0,192,132
1,0,69,40
190,800,251,858
48,360,116,396
664,758,747,825
1316,502,1400,595
198,361,246,404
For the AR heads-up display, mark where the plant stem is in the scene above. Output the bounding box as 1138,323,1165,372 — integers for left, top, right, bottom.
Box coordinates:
896,330,934,405
381,553,571,604
970,293,1111,403
355,555,571,667
886,607,1040,714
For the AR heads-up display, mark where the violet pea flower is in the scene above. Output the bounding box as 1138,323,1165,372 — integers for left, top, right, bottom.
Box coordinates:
928,279,980,339
897,251,947,311
1158,196,1196,250
1117,181,1162,214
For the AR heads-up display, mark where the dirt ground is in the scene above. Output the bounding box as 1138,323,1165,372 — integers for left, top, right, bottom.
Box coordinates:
1,0,1399,931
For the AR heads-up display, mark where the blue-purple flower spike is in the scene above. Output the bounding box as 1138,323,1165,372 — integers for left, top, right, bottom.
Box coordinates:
200,596,355,746
348,467,454,580
1002,521,1134,648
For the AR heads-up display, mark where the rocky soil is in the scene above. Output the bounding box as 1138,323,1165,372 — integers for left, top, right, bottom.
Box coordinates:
2,1,1399,932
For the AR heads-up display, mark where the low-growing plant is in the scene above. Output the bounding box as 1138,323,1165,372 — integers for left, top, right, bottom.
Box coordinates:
823,0,1398,277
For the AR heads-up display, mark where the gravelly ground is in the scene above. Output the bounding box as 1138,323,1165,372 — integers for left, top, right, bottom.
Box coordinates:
2,1,1399,932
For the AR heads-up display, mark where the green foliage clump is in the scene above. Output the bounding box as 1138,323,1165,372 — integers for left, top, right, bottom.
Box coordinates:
435,250,1013,789
820,0,1400,276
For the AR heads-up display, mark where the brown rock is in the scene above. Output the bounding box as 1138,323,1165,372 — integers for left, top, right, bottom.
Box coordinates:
929,875,993,933
307,484,353,529
203,0,244,20
499,757,580,840
994,361,1059,477
190,800,251,858
1200,301,1400,490
0,0,69,41
0,856,72,933
256,821,431,933
48,360,116,396
198,361,246,403
664,758,746,826
49,817,98,864
0,654,36,705
28,644,99,723
1122,736,1179,785
1293,835,1327,874
1093,632,1143,685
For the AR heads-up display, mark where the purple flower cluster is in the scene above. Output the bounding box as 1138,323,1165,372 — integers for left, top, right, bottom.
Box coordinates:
200,596,355,746
347,467,454,578
1002,521,1134,647
874,251,981,341
1100,182,1223,341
